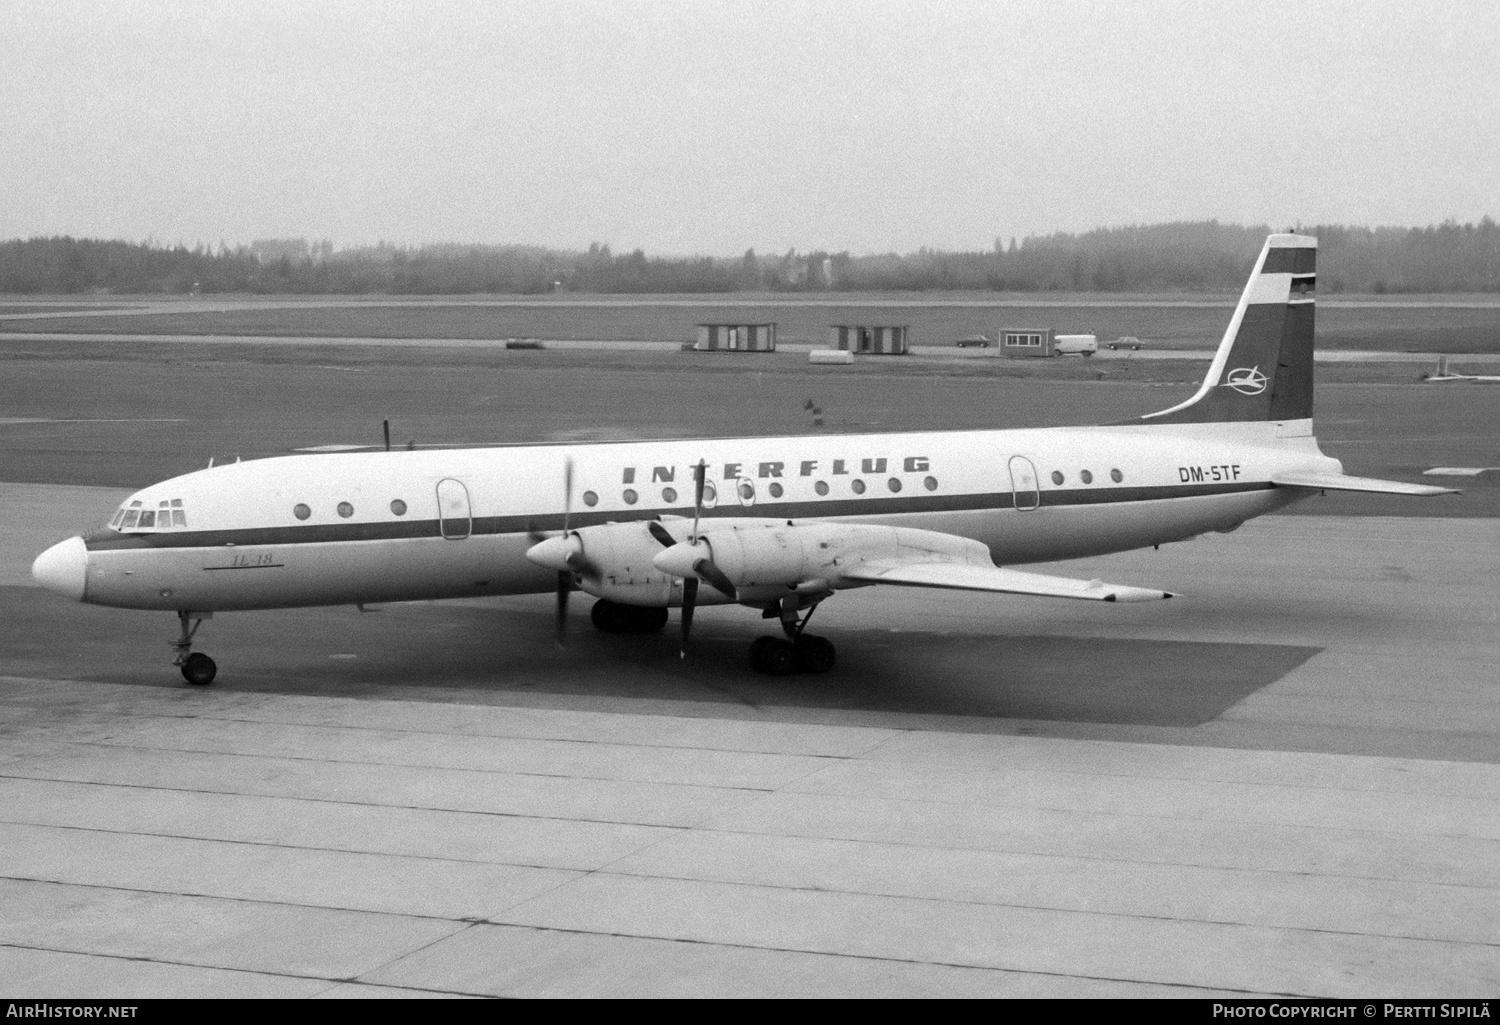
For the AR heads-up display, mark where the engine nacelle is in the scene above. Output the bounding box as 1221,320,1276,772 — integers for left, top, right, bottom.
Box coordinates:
527,520,729,608
673,520,992,602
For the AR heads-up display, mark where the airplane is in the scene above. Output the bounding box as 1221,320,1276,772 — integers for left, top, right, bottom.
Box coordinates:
32,234,1457,685
1422,356,1500,383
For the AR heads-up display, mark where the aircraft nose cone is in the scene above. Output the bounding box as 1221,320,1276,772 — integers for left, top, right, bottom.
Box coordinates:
651,541,704,579
526,534,579,573
32,536,88,601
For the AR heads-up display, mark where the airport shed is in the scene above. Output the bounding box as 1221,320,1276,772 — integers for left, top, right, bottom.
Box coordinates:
829,324,910,355
695,323,777,352
1002,328,1054,357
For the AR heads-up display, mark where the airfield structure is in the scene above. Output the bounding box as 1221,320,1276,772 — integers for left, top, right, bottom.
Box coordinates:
829,324,910,355
1001,328,1055,357
694,323,777,352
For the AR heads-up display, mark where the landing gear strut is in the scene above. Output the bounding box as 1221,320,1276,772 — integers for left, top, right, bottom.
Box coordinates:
748,597,835,676
172,611,217,686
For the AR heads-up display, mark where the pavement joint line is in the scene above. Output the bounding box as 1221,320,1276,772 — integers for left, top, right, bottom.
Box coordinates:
754,785,1500,841
341,920,498,994
14,725,1500,804
2,786,1494,892
612,823,1500,894
0,874,484,924
0,818,661,873
18,738,792,791
10,705,878,760
574,866,1500,948
461,922,1299,998
0,771,724,829
0,940,491,999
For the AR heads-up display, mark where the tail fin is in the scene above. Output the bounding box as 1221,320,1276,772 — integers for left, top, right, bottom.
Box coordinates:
1142,233,1316,424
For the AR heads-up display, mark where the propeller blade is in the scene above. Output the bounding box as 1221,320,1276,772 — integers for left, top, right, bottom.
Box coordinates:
691,460,706,541
693,556,737,599
647,520,676,548
555,570,571,646
679,576,697,658
562,455,574,535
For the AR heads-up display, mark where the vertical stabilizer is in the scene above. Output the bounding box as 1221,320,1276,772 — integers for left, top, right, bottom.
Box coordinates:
1142,234,1316,424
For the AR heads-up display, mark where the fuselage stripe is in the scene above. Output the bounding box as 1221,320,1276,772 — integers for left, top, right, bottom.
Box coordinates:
82,480,1273,551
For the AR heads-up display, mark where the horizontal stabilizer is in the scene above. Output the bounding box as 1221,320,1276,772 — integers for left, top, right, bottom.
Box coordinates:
1271,471,1459,497
842,562,1175,602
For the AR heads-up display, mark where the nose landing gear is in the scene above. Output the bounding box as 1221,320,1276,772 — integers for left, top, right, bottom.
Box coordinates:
172,611,217,686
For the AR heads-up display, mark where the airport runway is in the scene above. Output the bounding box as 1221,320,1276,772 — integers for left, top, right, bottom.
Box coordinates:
3,482,1497,996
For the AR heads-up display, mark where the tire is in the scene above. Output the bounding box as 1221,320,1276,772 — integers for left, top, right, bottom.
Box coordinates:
591,599,628,633
748,636,797,676
794,635,836,674
591,600,669,634
181,652,217,686
631,605,669,634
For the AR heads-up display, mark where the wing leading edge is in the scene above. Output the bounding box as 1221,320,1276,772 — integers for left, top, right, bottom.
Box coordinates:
842,562,1175,602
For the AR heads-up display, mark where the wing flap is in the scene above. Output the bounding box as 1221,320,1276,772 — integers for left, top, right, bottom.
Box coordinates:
842,562,1174,602
1271,471,1459,496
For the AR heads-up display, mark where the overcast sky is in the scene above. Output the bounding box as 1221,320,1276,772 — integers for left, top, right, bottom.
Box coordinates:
3,0,1497,254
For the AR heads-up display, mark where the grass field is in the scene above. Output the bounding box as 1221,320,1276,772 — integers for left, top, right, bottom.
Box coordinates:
4,294,1500,352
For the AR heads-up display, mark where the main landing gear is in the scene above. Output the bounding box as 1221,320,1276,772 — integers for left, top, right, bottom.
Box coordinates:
172,610,217,686
748,598,836,677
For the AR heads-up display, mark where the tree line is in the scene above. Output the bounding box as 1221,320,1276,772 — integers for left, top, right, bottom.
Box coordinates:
2,219,1496,295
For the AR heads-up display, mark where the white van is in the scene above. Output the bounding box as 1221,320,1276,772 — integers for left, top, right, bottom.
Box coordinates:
1053,333,1098,356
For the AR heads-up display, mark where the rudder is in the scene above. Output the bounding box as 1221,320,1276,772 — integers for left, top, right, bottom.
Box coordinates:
1142,234,1316,424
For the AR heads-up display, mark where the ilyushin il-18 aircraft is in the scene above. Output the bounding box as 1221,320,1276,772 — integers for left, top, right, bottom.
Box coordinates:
33,234,1455,685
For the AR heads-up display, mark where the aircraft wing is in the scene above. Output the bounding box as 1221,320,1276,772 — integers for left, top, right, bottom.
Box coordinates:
841,562,1175,602
1270,471,1459,497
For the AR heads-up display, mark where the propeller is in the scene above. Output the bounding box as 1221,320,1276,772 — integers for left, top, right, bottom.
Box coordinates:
554,456,575,644
645,461,736,657
522,455,594,645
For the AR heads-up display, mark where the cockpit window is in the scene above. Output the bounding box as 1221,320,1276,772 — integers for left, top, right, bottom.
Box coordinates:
111,498,188,532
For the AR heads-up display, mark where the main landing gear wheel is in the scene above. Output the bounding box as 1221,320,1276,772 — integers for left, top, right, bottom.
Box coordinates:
748,636,798,676
181,652,217,686
793,634,836,674
590,599,670,635
748,634,836,676
171,610,217,685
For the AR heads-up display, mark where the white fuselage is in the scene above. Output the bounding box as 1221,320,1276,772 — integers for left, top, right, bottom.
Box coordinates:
75,417,1337,612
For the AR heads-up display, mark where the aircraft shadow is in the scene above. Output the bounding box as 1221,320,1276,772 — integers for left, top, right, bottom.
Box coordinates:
6,590,1318,728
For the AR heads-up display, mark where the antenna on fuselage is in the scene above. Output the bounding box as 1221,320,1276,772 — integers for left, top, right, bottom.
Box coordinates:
383,419,391,452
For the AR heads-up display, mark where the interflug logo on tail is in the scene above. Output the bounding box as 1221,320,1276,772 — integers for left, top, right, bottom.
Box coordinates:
1221,366,1268,395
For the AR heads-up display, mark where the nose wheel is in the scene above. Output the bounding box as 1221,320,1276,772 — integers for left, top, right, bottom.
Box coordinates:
171,611,217,686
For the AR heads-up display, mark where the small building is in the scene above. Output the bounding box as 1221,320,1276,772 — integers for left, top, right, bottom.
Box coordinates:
695,323,777,352
1001,328,1054,358
829,324,909,355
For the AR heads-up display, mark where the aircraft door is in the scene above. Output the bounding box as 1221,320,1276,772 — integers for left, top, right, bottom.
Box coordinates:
1008,455,1040,511
436,478,472,539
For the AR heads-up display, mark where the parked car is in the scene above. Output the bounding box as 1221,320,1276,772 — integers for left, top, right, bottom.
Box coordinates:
954,334,991,348
1107,337,1144,350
